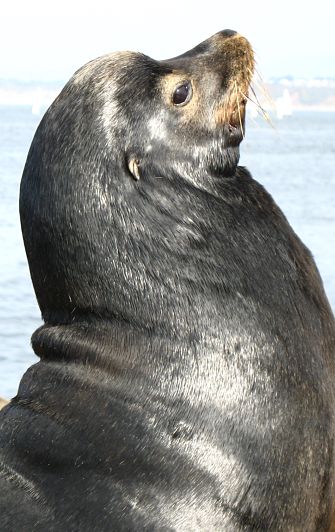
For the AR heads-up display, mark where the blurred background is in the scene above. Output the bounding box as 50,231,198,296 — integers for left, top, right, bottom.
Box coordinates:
1,0,334,398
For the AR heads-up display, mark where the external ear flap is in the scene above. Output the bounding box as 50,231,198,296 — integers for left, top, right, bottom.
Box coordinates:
128,158,141,181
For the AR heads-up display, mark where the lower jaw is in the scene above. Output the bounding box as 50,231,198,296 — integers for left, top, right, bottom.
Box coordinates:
207,145,240,178
224,120,245,146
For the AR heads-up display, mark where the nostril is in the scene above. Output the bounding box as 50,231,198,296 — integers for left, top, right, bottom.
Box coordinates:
220,29,237,38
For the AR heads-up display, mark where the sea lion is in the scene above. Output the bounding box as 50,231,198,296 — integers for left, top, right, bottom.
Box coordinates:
1,29,335,531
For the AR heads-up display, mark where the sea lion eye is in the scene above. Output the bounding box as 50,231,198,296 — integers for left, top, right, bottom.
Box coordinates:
172,81,192,106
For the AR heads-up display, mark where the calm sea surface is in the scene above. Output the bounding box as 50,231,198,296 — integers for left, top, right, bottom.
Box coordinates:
0,106,334,398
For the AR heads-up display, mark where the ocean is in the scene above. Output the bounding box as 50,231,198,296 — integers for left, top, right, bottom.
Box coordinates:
0,106,334,399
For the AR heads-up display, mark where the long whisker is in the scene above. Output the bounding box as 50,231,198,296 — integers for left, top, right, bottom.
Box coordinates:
234,80,244,138
248,86,274,128
226,84,233,123
250,67,276,112
240,91,273,128
251,79,275,111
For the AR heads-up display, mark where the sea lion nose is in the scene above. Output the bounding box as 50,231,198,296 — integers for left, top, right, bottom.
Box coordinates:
219,29,238,38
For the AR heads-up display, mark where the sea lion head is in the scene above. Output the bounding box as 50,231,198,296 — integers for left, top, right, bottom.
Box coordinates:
20,30,254,334
121,29,254,181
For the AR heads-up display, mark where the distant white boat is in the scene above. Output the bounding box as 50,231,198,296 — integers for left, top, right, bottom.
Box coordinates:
275,89,293,119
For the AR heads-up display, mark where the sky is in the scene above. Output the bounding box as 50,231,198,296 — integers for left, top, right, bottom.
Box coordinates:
1,0,334,82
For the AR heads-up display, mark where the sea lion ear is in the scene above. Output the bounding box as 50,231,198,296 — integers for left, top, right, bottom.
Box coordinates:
128,157,141,181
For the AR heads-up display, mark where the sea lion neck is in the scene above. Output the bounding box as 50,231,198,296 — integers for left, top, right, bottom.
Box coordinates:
32,320,141,372
32,319,200,373
31,316,195,372
27,315,218,416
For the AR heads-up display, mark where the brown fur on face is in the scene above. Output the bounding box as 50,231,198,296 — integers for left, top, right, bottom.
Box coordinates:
214,35,254,132
160,33,254,132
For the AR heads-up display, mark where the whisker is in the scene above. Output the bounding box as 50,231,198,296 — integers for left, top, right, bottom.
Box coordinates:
252,68,276,110
239,91,267,127
226,84,233,123
240,89,262,113
248,86,274,128
234,80,244,138
252,79,275,111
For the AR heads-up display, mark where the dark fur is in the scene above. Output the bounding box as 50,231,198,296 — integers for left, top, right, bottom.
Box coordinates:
1,30,335,531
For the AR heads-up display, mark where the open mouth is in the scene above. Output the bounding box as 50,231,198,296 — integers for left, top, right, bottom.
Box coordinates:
223,124,243,148
216,92,248,143
223,99,247,146
228,93,248,127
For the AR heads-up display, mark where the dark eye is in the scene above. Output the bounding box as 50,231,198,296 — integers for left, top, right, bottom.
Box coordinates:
172,81,192,106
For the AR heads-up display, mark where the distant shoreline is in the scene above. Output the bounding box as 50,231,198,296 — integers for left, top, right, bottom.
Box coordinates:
1,78,335,114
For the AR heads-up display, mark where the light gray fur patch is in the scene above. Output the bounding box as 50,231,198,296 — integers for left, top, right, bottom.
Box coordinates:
148,111,169,142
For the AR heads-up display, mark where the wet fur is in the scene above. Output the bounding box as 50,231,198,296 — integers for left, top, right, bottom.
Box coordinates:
0,31,335,531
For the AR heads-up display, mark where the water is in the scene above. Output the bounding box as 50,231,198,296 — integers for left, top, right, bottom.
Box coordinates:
0,106,334,399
